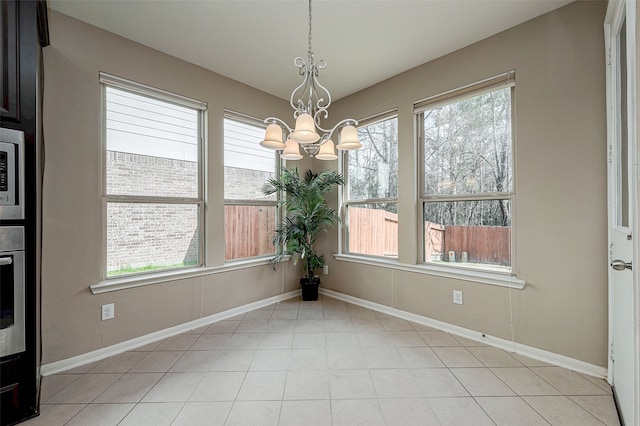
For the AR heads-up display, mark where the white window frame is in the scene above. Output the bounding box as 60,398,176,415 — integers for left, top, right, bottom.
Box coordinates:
99,73,207,280
223,110,281,262
416,70,516,276
341,110,399,259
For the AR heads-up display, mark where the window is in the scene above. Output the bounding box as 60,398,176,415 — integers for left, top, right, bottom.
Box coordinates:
101,74,206,277
343,113,398,258
416,71,514,272
224,112,279,261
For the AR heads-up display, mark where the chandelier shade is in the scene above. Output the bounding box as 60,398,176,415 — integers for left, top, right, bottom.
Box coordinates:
336,125,362,150
260,124,286,149
291,113,321,144
281,138,303,160
315,139,338,160
260,0,361,160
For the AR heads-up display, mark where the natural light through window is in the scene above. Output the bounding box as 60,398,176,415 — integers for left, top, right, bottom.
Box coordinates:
418,73,514,272
344,114,398,258
103,77,204,277
224,114,278,261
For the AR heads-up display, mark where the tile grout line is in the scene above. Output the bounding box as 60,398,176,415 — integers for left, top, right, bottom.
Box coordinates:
38,296,618,426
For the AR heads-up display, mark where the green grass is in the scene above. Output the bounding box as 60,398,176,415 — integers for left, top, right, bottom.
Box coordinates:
108,260,198,277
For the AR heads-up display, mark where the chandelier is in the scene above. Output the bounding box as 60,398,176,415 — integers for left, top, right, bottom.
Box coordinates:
259,0,361,160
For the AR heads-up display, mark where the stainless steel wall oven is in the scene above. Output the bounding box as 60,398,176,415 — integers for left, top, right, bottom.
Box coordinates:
0,128,26,359
0,226,25,357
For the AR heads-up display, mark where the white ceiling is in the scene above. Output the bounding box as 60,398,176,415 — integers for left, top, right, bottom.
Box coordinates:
49,0,573,101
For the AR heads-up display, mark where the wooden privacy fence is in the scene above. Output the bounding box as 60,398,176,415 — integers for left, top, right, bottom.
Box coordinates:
425,221,445,261
441,225,510,265
349,207,510,265
224,205,510,265
348,207,399,257
224,205,276,260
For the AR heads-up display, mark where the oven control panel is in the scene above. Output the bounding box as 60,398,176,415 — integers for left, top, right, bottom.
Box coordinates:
0,128,24,220
0,151,7,193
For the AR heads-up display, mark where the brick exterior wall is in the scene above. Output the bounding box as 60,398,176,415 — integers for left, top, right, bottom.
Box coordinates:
107,151,198,197
106,151,199,273
106,153,276,273
107,203,199,273
224,166,275,200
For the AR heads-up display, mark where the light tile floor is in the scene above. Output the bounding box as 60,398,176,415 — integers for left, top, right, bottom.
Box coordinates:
27,295,621,425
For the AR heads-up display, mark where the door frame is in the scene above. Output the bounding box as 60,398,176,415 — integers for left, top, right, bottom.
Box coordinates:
605,1,640,424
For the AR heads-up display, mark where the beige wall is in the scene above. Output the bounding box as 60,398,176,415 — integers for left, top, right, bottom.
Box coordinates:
43,1,609,368
319,0,609,366
41,11,307,364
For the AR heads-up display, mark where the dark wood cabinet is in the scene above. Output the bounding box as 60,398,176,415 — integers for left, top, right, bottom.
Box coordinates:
1,1,20,122
1,1,48,425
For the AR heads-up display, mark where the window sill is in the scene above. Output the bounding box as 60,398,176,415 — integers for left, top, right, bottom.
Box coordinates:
333,254,526,289
90,257,278,294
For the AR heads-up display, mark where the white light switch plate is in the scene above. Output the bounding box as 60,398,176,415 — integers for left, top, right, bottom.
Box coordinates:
453,290,463,305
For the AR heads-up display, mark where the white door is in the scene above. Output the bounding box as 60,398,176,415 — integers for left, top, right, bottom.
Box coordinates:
605,2,639,425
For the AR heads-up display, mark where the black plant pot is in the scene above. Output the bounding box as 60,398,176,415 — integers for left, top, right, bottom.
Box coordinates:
300,276,320,301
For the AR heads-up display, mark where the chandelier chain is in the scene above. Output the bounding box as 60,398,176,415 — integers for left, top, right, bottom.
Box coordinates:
308,0,313,55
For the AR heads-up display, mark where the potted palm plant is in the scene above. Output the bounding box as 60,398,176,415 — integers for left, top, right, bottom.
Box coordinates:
263,168,344,301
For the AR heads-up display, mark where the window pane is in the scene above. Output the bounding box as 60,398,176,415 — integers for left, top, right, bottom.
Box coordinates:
423,200,511,270
223,117,279,261
225,205,276,260
423,88,512,196
347,203,398,258
348,117,398,200
618,20,629,227
105,86,199,198
107,203,199,276
224,118,276,201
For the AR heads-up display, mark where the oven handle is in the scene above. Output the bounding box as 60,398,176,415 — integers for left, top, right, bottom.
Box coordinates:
0,257,13,266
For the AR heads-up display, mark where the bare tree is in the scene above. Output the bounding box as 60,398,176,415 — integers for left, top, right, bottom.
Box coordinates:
423,88,512,227
349,117,398,205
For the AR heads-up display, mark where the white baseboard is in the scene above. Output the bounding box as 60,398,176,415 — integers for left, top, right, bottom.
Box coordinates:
320,288,608,379
41,287,607,380
40,290,301,376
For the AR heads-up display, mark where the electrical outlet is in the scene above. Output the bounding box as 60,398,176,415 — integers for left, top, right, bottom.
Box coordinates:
323,265,329,275
453,290,463,305
101,303,115,320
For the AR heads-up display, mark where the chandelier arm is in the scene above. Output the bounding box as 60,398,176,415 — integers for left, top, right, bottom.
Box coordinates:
264,117,294,134
314,134,331,146
290,57,310,114
313,107,329,128
293,56,307,76
316,118,359,136
310,65,330,110
311,62,329,104
314,59,327,72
